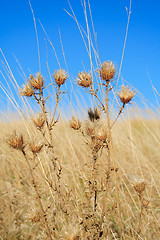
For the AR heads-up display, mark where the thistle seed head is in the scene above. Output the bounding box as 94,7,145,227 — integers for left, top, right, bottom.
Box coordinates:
29,73,44,90
95,126,107,141
98,61,116,81
30,142,43,154
134,182,146,194
7,133,24,150
88,108,101,122
118,85,135,104
85,124,95,137
19,83,34,97
70,117,81,130
33,114,45,129
53,69,68,86
77,72,92,88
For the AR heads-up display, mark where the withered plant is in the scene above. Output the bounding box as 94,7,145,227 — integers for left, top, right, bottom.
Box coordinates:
70,61,136,239
7,70,68,239
2,1,158,239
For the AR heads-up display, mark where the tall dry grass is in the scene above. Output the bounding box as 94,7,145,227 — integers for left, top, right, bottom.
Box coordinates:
0,0,160,239
0,113,160,239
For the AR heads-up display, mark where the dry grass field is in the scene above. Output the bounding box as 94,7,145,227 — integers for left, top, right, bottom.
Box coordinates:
0,107,160,239
0,1,160,239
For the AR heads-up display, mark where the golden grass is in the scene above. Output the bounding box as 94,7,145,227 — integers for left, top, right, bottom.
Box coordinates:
0,114,160,239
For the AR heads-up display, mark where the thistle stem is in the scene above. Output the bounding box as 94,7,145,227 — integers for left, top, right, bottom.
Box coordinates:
21,149,53,240
111,103,125,128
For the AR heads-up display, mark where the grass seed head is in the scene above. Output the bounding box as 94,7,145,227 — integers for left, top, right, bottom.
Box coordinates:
118,85,135,104
88,108,101,122
98,61,116,81
7,133,24,150
29,73,44,90
19,83,34,97
77,72,92,88
134,182,146,194
70,117,81,130
33,114,45,129
53,69,68,86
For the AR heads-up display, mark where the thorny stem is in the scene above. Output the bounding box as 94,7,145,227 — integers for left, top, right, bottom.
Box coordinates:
92,147,98,213
98,179,109,239
50,85,61,127
37,88,57,165
33,87,61,193
115,174,124,239
111,103,125,128
97,82,112,238
105,82,112,175
90,86,105,110
21,148,53,240
136,195,143,240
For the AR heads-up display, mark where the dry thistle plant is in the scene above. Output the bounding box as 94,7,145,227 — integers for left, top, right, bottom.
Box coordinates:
7,69,69,239
76,61,135,177
7,131,53,239
72,60,136,238
1,1,159,239
6,60,138,239
70,108,108,238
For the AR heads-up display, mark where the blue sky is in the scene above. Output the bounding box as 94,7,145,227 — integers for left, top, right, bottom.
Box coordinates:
0,0,160,114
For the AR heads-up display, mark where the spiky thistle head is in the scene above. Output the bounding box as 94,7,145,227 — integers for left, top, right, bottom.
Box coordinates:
7,133,24,150
30,142,43,154
98,61,116,81
95,126,107,141
118,85,135,104
70,117,81,130
85,123,95,137
33,113,45,129
19,83,34,97
29,73,44,90
134,182,146,194
88,108,101,122
77,72,92,88
53,69,68,86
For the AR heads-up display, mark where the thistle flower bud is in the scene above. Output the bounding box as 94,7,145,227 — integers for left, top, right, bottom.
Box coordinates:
19,83,34,97
118,85,135,104
98,61,116,81
7,133,24,150
30,142,43,154
70,117,81,130
77,72,92,88
53,69,68,86
29,73,44,90
33,114,45,129
134,182,146,194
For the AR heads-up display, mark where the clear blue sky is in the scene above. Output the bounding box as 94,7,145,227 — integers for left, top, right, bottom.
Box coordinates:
0,0,160,113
